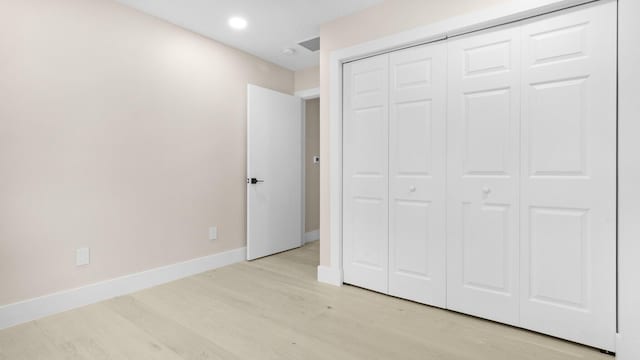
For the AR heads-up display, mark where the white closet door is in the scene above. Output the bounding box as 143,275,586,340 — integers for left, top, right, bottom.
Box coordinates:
342,54,390,293
446,26,522,325
388,43,447,306
519,2,617,351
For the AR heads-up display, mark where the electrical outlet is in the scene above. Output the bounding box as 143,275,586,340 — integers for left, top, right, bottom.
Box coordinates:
209,226,218,241
76,247,90,266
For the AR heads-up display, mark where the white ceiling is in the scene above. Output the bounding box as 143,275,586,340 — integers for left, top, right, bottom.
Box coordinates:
115,0,383,71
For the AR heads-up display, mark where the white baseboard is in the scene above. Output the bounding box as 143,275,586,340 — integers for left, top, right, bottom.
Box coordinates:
317,265,342,286
303,229,320,244
0,247,246,330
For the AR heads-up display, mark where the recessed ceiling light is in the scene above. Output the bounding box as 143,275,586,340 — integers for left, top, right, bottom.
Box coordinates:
228,16,248,30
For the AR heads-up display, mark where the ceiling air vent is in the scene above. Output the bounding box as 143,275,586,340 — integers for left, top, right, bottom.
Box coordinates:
298,37,320,52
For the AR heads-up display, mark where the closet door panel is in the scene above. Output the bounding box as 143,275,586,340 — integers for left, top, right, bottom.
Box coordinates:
446,27,521,325
519,2,617,351
342,55,390,293
389,43,447,306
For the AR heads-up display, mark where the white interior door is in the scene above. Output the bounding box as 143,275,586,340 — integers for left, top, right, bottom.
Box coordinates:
247,84,302,261
519,2,617,351
446,26,522,326
342,54,390,293
388,43,447,307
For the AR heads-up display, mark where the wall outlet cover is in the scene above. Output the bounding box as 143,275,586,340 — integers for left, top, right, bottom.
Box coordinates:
209,226,218,241
76,248,90,266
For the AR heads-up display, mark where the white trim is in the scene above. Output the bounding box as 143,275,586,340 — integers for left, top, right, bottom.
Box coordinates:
295,87,320,100
617,0,640,358
325,0,605,287
0,247,246,330
317,265,342,286
304,229,320,244
327,53,344,287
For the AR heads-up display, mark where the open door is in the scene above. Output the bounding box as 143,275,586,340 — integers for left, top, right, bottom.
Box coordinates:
247,84,303,260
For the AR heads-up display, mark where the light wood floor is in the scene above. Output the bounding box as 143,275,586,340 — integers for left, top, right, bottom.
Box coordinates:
0,241,612,360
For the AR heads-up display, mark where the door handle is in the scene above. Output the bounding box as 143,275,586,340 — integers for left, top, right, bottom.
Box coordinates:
482,186,491,200
247,178,265,184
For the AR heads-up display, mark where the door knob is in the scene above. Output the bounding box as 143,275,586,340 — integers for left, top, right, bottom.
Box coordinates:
409,186,417,193
483,187,491,194
247,178,265,184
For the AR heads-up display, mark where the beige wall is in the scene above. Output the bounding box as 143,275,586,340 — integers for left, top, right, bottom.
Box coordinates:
0,0,293,306
294,66,320,93
305,99,320,233
318,0,509,266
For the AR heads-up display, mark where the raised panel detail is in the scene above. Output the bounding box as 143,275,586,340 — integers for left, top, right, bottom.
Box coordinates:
352,197,386,269
353,107,386,175
462,203,511,294
353,69,383,95
464,41,511,76
464,89,511,175
530,23,588,65
529,77,587,176
394,100,433,175
343,54,389,294
393,200,431,279
529,207,589,309
395,59,432,88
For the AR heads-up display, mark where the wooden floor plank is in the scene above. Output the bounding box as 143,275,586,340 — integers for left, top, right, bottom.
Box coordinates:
0,241,612,359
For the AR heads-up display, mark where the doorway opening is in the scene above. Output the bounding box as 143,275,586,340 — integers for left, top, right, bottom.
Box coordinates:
303,97,320,246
